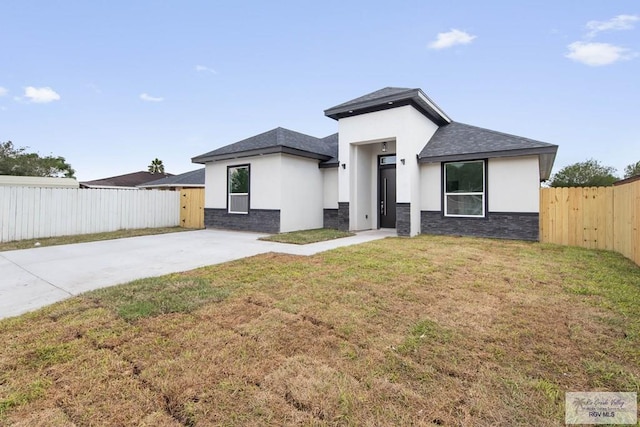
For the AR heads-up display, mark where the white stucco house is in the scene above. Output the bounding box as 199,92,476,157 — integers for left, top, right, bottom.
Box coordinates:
192,87,558,240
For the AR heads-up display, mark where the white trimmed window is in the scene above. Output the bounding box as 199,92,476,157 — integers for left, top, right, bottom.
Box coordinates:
228,165,249,214
444,160,485,217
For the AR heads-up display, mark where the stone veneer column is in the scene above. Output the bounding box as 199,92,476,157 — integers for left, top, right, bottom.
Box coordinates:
338,202,349,232
396,203,411,236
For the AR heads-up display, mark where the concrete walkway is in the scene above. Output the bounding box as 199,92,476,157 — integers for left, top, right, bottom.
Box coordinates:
0,229,395,320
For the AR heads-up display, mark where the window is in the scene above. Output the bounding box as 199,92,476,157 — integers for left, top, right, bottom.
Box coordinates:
228,165,249,214
444,160,485,217
379,155,397,166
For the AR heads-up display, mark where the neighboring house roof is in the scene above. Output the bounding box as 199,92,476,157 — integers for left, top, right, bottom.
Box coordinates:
80,171,173,189
324,87,451,125
139,168,205,189
419,122,558,180
192,127,337,164
613,174,640,186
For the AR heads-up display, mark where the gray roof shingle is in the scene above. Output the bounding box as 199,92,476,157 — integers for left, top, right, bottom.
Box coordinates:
324,87,451,125
325,87,414,111
139,168,204,188
419,122,558,179
192,127,336,164
319,133,339,167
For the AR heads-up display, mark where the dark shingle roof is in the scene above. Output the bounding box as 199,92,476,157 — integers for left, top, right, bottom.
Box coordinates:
80,171,173,188
324,87,451,125
319,133,339,167
326,87,414,111
419,122,558,180
139,168,204,188
192,127,336,164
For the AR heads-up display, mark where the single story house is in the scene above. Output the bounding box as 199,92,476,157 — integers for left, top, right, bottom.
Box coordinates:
192,87,558,240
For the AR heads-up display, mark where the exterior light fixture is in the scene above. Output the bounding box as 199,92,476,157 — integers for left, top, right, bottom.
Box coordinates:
381,142,387,152
341,163,346,169
401,158,405,165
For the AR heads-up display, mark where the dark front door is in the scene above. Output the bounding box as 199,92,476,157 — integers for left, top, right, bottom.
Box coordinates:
379,165,396,228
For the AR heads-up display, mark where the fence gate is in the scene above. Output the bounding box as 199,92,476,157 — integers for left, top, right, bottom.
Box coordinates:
180,189,205,229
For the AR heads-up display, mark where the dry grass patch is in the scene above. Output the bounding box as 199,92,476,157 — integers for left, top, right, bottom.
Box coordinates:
1,235,639,426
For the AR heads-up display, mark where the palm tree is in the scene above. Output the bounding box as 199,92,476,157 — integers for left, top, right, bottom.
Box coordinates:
148,158,165,175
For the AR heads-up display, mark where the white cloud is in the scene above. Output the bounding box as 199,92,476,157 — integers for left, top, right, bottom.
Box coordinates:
428,29,476,49
24,86,60,103
140,93,164,102
195,65,217,74
0,87,7,97
566,41,637,66
586,14,639,37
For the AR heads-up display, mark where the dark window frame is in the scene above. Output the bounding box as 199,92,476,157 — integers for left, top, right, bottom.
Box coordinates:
441,159,488,218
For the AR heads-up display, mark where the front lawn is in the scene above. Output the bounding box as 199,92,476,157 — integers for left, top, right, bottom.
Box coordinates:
1,235,638,426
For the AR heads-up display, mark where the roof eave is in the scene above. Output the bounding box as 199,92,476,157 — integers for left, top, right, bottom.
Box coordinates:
139,184,204,189
324,89,451,125
319,162,339,169
419,145,558,181
418,146,558,163
192,146,332,164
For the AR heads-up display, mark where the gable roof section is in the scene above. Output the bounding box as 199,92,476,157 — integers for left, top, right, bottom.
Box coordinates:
192,127,336,164
80,171,173,188
419,122,558,180
318,133,339,168
324,87,451,125
139,168,204,188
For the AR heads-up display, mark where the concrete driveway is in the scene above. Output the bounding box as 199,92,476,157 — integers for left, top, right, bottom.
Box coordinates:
0,229,395,320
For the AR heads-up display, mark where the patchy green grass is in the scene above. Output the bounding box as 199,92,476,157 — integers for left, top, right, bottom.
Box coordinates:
90,276,231,321
259,228,355,244
1,235,639,426
0,227,188,252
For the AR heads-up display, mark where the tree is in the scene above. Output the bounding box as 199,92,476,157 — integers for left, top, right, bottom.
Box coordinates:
148,158,165,175
0,141,75,178
230,167,249,193
624,160,640,178
148,158,165,174
549,158,618,187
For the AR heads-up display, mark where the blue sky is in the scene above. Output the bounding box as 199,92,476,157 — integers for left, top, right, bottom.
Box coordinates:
1,1,638,181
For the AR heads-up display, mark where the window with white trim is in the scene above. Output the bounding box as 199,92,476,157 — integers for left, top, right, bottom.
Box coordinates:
444,160,485,217
228,165,249,214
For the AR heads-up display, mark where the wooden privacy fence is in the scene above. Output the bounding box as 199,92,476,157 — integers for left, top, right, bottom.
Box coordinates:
0,187,180,243
540,179,640,266
180,188,204,229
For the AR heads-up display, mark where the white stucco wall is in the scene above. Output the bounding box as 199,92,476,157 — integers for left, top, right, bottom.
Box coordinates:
338,105,439,235
322,167,338,209
488,156,540,213
420,162,441,211
280,154,324,232
417,156,541,214
204,155,282,210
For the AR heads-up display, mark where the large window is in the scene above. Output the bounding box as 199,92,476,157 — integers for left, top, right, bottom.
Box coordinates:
228,165,249,214
444,160,485,217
